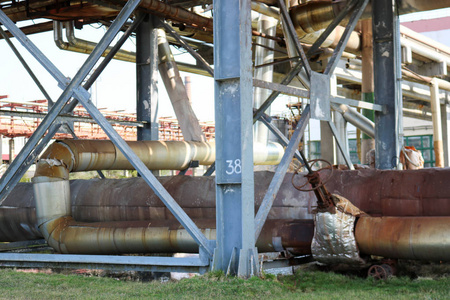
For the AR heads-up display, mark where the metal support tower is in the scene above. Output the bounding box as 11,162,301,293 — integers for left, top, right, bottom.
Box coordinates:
213,0,257,277
372,0,403,169
136,13,159,141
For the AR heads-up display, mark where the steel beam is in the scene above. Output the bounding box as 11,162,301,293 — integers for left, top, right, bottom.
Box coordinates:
160,21,214,77
254,106,310,239
213,0,256,277
258,113,303,163
136,13,159,141
277,0,311,78
307,0,358,56
372,0,403,169
0,14,144,202
327,121,354,169
324,0,369,75
0,253,209,274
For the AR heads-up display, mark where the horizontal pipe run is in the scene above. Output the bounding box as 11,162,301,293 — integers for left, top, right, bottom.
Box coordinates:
32,215,313,255
35,140,284,179
355,216,450,261
65,21,135,62
32,175,313,255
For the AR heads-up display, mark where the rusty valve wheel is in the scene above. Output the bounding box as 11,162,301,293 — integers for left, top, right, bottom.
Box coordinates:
368,264,393,280
291,159,334,192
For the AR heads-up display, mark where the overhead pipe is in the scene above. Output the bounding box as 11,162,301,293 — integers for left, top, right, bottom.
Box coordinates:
35,140,283,179
64,21,135,63
288,0,450,55
331,103,375,138
54,21,134,62
157,29,206,142
251,1,280,19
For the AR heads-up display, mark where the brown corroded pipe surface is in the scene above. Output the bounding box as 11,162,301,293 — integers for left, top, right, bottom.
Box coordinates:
355,216,450,261
4,169,450,242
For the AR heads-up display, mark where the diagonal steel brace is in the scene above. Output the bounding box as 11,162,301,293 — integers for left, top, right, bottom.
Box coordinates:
254,105,311,239
0,5,214,257
324,0,369,75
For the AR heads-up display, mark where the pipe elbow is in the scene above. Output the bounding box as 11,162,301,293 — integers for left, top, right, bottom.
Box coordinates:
290,1,336,38
34,141,74,180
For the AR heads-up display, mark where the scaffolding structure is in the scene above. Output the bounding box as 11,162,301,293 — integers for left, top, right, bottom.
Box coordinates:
0,98,215,141
0,0,450,278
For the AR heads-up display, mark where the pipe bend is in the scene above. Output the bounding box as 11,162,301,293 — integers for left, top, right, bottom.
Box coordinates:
33,139,284,254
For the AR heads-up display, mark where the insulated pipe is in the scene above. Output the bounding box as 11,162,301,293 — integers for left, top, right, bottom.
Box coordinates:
65,21,135,63
32,139,284,255
430,78,444,167
254,14,278,145
331,103,375,138
35,140,284,180
251,1,279,19
54,21,134,63
355,216,450,261
361,19,375,164
157,29,206,142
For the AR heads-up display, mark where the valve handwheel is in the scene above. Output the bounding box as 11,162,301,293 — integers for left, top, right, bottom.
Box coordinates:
291,159,334,192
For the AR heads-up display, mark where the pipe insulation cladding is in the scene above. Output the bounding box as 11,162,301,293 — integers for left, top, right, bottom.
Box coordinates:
35,140,284,180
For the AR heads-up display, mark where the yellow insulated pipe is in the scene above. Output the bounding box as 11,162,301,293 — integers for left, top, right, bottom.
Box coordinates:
33,139,284,255
35,140,284,179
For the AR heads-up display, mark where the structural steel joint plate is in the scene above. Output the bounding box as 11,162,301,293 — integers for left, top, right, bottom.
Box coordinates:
310,72,331,121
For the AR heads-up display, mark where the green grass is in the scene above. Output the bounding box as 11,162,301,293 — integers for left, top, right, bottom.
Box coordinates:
0,267,448,300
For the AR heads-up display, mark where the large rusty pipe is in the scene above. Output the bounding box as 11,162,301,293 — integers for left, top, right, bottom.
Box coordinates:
355,216,450,261
33,173,312,255
1,171,316,242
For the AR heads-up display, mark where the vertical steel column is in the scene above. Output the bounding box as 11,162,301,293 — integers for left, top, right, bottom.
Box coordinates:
136,13,159,141
441,103,450,167
8,139,14,163
213,0,256,277
372,0,402,169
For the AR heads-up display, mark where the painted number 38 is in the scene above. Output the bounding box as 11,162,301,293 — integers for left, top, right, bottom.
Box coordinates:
225,159,242,175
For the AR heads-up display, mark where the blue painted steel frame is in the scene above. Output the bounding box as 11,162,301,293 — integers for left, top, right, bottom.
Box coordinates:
213,0,257,277
0,253,209,274
372,0,402,169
